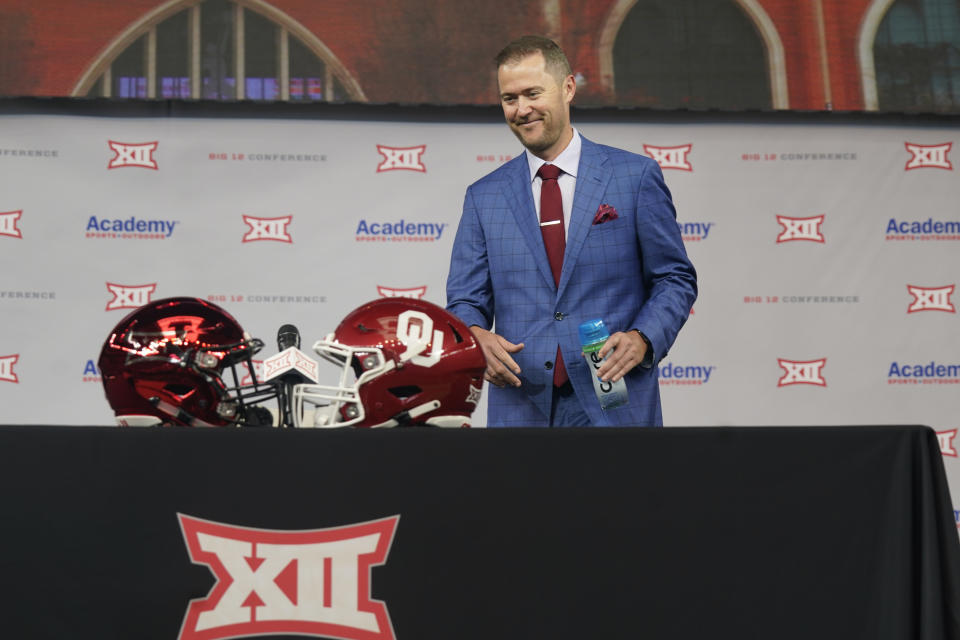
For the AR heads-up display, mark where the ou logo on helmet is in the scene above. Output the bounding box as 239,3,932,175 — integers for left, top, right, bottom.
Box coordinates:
397,310,443,367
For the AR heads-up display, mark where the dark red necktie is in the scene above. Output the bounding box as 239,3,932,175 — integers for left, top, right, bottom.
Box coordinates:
537,163,569,388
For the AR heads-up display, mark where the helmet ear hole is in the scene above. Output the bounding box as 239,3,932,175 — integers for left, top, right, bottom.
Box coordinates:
350,362,364,378
388,385,422,399
163,383,195,398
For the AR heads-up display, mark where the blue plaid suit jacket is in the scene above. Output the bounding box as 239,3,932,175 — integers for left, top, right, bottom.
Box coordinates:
446,135,697,427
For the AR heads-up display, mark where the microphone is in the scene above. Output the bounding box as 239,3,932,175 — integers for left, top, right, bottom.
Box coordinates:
277,324,301,351
264,324,318,428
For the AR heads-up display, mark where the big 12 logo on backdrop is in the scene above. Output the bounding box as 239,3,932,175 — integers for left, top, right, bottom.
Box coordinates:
106,283,157,311
937,429,958,457
907,285,956,313
777,358,827,387
0,354,19,383
904,142,952,171
377,285,427,300
643,144,693,171
0,210,23,238
108,140,159,170
376,145,426,173
177,513,399,640
776,215,825,243
242,216,293,243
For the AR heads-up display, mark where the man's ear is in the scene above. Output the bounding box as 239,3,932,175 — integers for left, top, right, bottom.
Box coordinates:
563,74,576,104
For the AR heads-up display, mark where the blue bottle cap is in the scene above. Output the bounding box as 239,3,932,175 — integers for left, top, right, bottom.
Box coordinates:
578,318,609,347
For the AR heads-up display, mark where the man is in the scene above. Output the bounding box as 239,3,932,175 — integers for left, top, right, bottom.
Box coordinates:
446,36,697,427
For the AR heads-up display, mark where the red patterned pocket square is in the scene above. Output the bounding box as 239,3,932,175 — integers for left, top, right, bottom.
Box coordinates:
593,204,619,225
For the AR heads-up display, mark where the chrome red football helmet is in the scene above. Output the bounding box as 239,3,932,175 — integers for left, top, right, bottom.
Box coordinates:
292,298,485,427
98,297,276,426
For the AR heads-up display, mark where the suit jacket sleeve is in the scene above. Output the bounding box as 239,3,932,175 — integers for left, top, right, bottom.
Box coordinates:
629,159,697,364
446,186,493,330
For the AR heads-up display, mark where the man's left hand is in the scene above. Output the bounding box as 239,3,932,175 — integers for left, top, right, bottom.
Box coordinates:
595,331,647,382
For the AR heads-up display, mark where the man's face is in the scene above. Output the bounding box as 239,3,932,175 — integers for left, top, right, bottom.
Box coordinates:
498,52,575,161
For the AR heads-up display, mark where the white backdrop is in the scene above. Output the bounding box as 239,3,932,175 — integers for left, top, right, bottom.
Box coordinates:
0,104,958,526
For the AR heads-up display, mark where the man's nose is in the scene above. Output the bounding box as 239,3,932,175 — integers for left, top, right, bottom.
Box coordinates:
516,97,533,117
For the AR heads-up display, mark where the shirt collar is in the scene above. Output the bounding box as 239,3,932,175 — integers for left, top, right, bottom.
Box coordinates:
526,128,581,182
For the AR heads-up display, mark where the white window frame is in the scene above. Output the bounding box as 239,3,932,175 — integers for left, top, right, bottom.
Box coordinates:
72,0,365,102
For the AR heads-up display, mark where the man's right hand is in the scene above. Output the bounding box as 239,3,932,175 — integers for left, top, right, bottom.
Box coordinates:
469,326,524,388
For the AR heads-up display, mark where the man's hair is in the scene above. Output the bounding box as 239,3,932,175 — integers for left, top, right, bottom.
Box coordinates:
495,35,572,82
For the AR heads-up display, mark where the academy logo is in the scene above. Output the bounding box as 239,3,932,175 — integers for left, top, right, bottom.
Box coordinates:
777,358,827,387
106,282,157,311
888,361,960,385
82,359,101,383
0,354,18,383
86,215,178,239
776,215,825,243
658,362,714,386
177,513,399,640
0,210,22,238
937,429,958,457
243,216,293,243
356,219,446,243
677,221,713,242
905,142,952,171
885,218,960,241
907,285,956,313
377,285,427,299
643,144,693,171
376,144,426,173
108,140,159,170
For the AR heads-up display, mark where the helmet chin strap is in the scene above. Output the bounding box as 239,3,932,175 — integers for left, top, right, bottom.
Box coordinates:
425,416,472,428
408,400,441,420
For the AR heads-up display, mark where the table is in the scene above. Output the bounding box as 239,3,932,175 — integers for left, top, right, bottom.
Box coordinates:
0,425,957,639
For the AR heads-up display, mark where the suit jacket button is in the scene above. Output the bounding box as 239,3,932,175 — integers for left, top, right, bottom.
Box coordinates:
545,361,553,370
554,312,564,320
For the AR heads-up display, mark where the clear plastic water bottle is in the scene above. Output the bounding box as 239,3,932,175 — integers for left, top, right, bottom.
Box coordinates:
579,319,629,410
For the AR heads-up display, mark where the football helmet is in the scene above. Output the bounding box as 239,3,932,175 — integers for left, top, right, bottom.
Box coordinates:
292,298,485,428
98,297,276,427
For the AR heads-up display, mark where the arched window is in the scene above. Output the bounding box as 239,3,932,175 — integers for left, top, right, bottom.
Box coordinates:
873,0,960,112
608,0,773,109
74,0,364,102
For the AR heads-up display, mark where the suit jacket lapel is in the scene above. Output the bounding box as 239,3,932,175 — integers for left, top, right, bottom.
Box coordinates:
503,155,556,290
559,137,611,297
